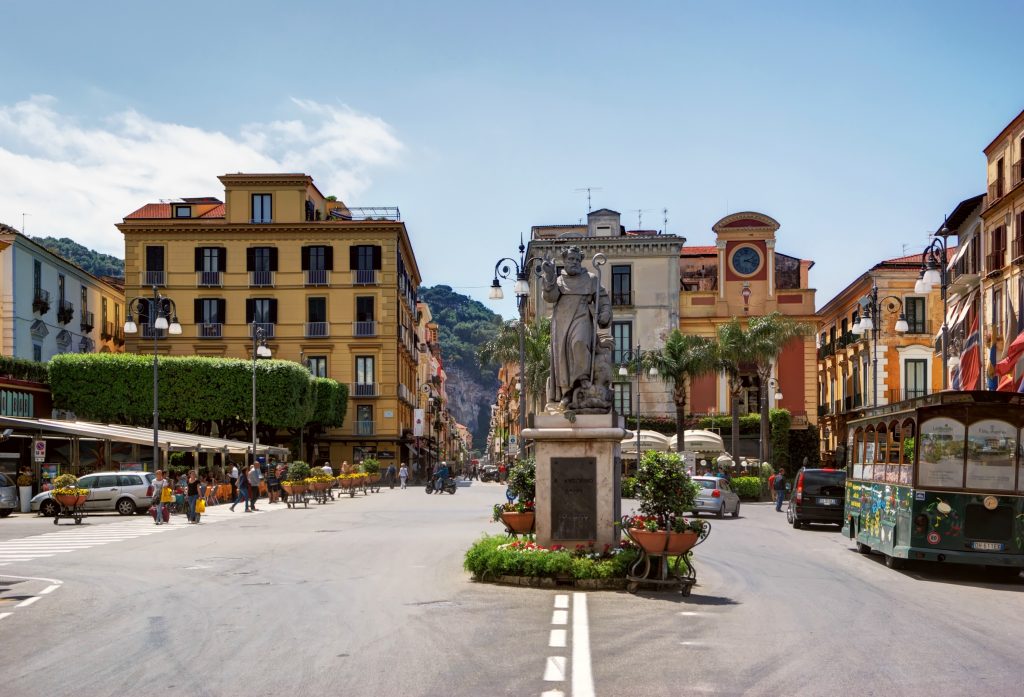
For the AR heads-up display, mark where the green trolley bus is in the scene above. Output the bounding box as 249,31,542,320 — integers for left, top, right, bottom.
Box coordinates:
843,391,1024,577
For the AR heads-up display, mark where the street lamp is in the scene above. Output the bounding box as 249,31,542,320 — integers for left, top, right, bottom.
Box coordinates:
850,284,907,406
914,228,950,389
759,377,783,464
124,286,182,472
617,344,659,464
489,235,543,461
251,325,272,465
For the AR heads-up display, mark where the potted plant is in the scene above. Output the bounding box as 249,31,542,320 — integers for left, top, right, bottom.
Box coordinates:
494,458,536,533
51,473,89,509
361,458,381,485
17,471,33,513
622,451,702,555
281,461,311,496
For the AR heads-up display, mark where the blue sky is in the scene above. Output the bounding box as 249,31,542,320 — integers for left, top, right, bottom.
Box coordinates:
1,0,1021,319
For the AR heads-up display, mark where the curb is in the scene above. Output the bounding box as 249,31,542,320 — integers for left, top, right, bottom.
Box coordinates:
473,574,628,590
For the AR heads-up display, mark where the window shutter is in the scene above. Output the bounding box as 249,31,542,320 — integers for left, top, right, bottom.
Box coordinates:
194,299,202,323
245,299,254,324
301,246,310,271
217,299,226,323
270,299,278,324
270,247,279,271
325,246,334,270
372,245,382,270
219,247,227,272
349,245,358,270
246,248,255,272
195,248,203,272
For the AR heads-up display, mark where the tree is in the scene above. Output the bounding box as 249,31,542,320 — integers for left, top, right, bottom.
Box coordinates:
643,330,718,452
477,317,551,415
715,318,756,461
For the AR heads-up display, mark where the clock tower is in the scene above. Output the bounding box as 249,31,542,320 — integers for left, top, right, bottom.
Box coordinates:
713,211,779,315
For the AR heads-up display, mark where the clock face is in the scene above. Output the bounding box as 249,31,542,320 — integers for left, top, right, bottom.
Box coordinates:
732,247,761,275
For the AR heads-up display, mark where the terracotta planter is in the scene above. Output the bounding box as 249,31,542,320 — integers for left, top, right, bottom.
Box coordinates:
500,511,536,534
365,474,381,484
629,529,699,556
53,493,88,509
281,483,307,496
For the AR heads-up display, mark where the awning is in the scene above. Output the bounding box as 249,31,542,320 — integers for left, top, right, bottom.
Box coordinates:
620,430,671,454
946,244,967,271
669,430,725,454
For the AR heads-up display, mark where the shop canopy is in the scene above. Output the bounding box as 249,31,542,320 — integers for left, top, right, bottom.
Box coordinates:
620,430,671,454
668,430,725,453
0,415,290,457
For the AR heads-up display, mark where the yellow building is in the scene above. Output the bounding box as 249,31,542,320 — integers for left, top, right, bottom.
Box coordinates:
117,173,422,467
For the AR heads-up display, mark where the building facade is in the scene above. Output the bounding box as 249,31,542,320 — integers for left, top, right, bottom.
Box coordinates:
0,225,124,362
117,173,422,468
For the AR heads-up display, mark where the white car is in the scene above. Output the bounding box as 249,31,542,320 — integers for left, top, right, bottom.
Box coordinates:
691,476,741,518
32,471,156,517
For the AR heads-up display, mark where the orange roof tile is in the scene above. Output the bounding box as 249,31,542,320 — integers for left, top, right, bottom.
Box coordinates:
681,245,717,256
125,203,171,219
198,204,225,218
879,247,957,266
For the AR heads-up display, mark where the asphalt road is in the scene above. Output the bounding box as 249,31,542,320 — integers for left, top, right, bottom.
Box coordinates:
1,482,1022,697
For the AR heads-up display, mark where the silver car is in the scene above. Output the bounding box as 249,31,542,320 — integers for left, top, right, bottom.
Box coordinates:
692,476,741,518
31,471,156,517
0,473,16,517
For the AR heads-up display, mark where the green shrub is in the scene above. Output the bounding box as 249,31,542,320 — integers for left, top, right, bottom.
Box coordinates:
0,355,48,383
360,458,381,475
621,476,638,499
635,450,699,519
286,461,311,482
464,535,641,580
507,457,536,502
769,409,792,468
730,476,761,499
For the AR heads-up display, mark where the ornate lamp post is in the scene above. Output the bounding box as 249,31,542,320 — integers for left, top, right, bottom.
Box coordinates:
124,286,182,472
489,235,543,461
617,344,659,464
851,285,909,406
251,326,272,464
914,228,950,389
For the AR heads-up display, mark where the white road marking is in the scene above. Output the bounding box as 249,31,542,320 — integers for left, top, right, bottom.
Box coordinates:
549,628,567,648
0,612,11,620
540,691,565,697
678,611,707,616
551,610,568,625
543,656,566,682
38,584,61,595
554,594,569,609
572,593,595,697
16,596,40,608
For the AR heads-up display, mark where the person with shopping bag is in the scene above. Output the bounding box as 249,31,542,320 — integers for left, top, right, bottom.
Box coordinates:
151,469,171,525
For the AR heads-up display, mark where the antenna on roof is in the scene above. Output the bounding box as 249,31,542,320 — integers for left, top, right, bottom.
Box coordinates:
574,186,603,214
21,213,30,235
633,209,654,229
663,208,668,235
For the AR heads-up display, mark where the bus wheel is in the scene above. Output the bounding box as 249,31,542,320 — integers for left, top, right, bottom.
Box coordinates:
884,554,906,570
856,541,871,555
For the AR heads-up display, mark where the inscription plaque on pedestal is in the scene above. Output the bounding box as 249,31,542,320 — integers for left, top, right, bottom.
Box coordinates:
551,456,597,541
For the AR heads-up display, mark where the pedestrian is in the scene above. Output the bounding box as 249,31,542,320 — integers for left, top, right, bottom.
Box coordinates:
322,461,333,477
498,463,506,483
185,470,201,523
399,462,409,489
151,469,169,525
230,470,249,512
385,463,396,489
773,467,787,512
205,476,219,506
229,462,239,501
266,463,280,504
247,463,262,511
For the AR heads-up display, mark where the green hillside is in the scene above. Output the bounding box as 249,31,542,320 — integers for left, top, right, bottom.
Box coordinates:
32,236,125,278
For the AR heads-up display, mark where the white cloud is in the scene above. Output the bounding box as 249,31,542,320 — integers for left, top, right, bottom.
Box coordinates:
0,95,404,256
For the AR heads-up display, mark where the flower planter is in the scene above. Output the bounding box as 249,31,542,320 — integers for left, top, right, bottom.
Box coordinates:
53,493,88,509
281,483,307,496
500,511,536,534
628,529,699,556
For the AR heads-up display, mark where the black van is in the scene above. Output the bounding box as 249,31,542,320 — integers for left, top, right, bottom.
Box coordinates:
787,467,847,528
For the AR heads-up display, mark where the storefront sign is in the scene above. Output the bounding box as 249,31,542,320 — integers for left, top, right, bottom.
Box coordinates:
413,409,425,436
377,450,395,459
33,439,46,463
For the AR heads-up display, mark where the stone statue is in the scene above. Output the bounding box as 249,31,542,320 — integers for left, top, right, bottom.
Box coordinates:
541,246,613,413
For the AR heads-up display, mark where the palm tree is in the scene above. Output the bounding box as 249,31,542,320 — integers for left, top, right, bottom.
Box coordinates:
477,317,551,415
715,318,755,461
643,330,718,452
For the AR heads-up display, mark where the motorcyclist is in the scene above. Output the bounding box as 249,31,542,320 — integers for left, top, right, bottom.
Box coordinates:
433,461,450,492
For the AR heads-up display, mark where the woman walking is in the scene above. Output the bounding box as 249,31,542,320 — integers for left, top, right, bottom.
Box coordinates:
399,462,409,489
186,470,201,523
230,469,249,512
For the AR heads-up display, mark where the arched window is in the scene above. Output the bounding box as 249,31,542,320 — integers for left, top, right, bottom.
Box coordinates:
900,418,916,484
864,425,876,481
875,423,889,481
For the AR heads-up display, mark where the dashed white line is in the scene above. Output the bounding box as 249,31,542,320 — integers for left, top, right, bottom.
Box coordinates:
16,596,41,608
572,592,595,697
543,656,567,682
38,584,61,595
554,594,569,609
0,612,12,621
549,628,567,648
551,609,568,625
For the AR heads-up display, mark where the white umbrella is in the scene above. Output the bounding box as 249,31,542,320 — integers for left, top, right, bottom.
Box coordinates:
668,430,725,453
620,430,671,454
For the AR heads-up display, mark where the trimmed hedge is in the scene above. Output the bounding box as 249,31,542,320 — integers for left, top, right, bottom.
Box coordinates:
730,476,762,499
464,535,641,580
0,355,49,383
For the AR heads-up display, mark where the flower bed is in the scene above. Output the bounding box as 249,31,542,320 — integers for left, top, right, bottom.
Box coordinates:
464,535,643,582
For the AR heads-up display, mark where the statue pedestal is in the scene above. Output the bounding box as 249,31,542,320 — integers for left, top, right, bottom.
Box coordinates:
522,413,631,549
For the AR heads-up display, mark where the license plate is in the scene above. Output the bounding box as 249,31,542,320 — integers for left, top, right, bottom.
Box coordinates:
697,500,709,506
818,498,839,506
972,541,1005,551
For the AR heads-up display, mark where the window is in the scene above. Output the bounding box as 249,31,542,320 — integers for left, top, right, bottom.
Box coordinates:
611,322,632,364
307,297,327,323
307,356,327,377
33,259,41,290
993,288,1003,335
145,246,165,272
918,416,965,488
966,419,1016,491
246,298,277,325
195,299,224,324
302,245,333,271
611,265,632,305
251,193,272,223
351,245,381,271
356,405,374,434
356,356,375,384
58,274,65,301
996,158,1005,198
81,286,88,315
195,247,226,273
356,297,375,322
102,298,108,326
174,205,191,218
904,297,926,334
613,382,633,415
33,345,41,362
248,247,275,272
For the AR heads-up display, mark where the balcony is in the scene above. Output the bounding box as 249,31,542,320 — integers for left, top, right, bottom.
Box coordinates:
32,288,50,315
197,271,223,287
611,291,633,307
197,323,223,339
986,250,1005,276
305,322,329,338
250,218,274,224
1014,160,1024,188
305,269,330,286
249,322,275,339
353,269,378,285
142,270,166,287
988,180,1005,208
887,387,929,403
817,343,835,360
141,324,166,339
79,310,94,333
114,328,125,344
355,420,375,436
352,382,378,398
817,404,830,417
398,383,414,405
328,206,401,222
354,321,376,337
249,270,275,287
57,300,74,325
101,321,114,340
1013,236,1024,263
903,319,931,335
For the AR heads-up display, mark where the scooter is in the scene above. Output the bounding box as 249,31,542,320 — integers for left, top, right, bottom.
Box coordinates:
425,476,457,495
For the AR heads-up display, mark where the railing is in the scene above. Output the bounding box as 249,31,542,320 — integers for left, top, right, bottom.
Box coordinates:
57,300,74,324
143,270,166,286
114,328,125,344
1013,236,1024,262
249,270,275,287
398,383,414,405
79,310,94,333
197,270,223,287
353,269,378,285
887,387,930,403
141,324,166,339
305,269,330,286
329,206,401,222
988,180,1004,207
250,218,274,224
903,318,931,335
354,321,376,337
817,343,835,360
352,382,378,397
817,404,830,417
1014,160,1023,188
197,323,223,339
611,291,633,306
249,322,275,338
986,250,1005,275
101,321,114,340
305,322,329,338
355,420,375,435
32,288,50,314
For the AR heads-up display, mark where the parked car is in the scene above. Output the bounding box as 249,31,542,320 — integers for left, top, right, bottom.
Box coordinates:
691,476,741,518
0,473,16,517
786,467,847,528
31,471,156,517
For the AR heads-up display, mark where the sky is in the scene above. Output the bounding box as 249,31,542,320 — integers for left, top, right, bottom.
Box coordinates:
1,0,1022,320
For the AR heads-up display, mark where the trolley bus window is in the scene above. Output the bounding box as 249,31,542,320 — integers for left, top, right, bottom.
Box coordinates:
965,419,1016,491
899,418,915,484
864,426,876,481
918,416,966,489
852,429,863,479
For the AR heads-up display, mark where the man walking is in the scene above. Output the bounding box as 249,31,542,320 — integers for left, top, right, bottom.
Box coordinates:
229,463,239,501
773,467,787,512
247,463,262,512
